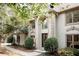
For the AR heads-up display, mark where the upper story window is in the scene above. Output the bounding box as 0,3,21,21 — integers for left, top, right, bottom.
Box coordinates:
73,10,79,22
66,10,79,24
42,20,48,29
66,12,72,24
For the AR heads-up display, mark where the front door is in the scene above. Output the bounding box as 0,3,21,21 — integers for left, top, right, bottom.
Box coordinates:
42,33,48,47
17,35,20,45
67,34,79,49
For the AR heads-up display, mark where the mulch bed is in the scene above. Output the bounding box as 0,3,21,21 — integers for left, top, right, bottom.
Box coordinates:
9,45,36,52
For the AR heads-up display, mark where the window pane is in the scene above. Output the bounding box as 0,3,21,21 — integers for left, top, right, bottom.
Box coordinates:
42,20,48,29
67,35,72,47
74,35,79,49
67,42,72,47
66,13,72,24
67,35,72,41
73,10,79,22
74,35,79,41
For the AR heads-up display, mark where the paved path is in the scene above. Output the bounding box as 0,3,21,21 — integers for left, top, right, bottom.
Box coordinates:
5,46,46,56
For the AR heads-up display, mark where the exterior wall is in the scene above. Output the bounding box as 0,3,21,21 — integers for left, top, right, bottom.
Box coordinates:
13,33,26,46
66,24,79,35
56,13,66,49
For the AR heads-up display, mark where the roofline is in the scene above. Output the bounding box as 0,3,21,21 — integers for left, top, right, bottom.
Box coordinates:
58,6,79,14
52,4,79,14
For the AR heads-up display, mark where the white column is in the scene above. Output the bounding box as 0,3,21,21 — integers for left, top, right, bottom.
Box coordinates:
13,34,17,44
35,18,42,49
48,13,56,38
28,25,31,37
53,14,56,37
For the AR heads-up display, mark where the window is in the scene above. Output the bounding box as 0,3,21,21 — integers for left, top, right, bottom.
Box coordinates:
67,35,79,49
67,35,72,42
66,10,79,24
73,10,79,22
74,35,79,41
42,20,48,29
42,33,48,47
67,35,72,47
66,13,72,24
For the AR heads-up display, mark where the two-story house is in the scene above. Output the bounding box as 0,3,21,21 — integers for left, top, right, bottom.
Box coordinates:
28,3,79,50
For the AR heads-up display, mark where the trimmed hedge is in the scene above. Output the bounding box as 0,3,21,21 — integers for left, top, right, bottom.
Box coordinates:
44,37,58,53
24,37,34,49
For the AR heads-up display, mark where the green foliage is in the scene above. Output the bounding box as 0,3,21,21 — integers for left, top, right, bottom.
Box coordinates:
44,37,58,53
58,47,79,56
7,3,30,20
58,48,74,56
7,35,15,44
39,15,46,21
7,3,48,20
0,3,48,34
24,37,34,49
10,17,19,26
20,27,28,34
0,4,20,34
73,48,79,56
3,24,15,34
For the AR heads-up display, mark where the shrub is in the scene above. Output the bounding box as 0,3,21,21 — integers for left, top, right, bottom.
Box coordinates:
7,35,15,45
44,37,58,53
58,48,74,56
58,47,79,56
73,48,79,56
24,37,34,49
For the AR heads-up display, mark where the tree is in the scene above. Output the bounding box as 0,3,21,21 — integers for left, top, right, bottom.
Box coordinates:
0,4,22,42
0,3,59,43
7,3,48,22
